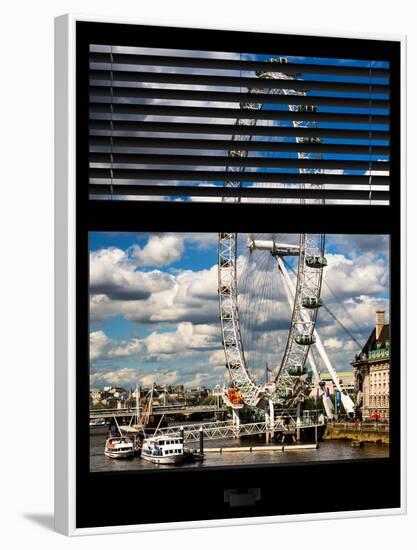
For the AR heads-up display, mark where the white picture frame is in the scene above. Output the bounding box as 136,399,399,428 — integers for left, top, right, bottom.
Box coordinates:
54,14,406,535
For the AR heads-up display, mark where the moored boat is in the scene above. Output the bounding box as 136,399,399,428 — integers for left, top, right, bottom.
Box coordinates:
141,435,184,465
104,436,135,459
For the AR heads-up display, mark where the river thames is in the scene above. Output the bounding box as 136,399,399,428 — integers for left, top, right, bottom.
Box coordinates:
90,433,389,473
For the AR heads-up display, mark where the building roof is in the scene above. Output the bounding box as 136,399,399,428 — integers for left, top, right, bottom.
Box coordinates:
352,322,390,365
362,324,390,354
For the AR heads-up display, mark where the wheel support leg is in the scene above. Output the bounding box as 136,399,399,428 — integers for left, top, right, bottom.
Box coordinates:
232,408,240,438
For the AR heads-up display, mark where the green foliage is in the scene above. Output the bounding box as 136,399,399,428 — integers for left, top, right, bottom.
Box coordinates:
90,402,112,410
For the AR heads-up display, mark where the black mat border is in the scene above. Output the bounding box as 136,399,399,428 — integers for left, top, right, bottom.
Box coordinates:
75,21,402,529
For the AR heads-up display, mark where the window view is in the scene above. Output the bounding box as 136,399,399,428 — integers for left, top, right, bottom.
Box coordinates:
89,231,390,472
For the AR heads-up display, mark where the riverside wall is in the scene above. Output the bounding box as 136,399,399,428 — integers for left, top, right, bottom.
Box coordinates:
323,422,389,445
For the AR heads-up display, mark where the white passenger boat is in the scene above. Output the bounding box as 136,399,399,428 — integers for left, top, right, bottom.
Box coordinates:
104,436,135,459
141,435,184,464
89,418,109,434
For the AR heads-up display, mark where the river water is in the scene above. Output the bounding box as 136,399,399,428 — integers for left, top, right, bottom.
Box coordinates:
90,433,389,473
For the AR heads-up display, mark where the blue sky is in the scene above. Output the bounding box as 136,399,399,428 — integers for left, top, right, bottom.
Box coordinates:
89,232,389,390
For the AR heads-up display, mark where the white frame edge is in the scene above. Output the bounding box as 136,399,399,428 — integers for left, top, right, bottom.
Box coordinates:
54,13,77,536
54,14,407,536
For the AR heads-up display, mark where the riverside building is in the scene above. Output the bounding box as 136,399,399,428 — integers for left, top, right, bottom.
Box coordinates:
351,310,390,420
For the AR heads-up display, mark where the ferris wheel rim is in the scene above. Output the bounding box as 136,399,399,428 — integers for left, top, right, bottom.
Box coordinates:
218,231,325,407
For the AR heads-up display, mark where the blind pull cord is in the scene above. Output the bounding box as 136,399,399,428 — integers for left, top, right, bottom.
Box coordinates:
110,47,114,200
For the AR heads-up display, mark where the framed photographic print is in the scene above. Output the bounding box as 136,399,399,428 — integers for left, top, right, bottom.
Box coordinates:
54,14,406,535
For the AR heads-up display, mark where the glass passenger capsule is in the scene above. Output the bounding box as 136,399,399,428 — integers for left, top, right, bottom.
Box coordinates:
301,296,323,309
298,136,322,144
295,333,316,346
305,255,328,268
256,58,288,78
228,150,247,158
298,105,317,113
287,364,308,376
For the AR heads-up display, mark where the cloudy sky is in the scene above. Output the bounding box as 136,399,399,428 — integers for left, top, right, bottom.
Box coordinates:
89,232,389,390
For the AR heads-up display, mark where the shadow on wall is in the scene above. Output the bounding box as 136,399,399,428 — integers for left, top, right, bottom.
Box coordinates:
23,513,54,532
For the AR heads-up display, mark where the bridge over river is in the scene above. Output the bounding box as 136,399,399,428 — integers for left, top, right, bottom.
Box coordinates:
90,404,227,420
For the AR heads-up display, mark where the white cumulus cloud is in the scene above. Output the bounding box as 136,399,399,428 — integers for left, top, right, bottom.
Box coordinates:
131,235,185,266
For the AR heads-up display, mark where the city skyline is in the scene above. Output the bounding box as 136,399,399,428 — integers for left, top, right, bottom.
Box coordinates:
89,232,389,389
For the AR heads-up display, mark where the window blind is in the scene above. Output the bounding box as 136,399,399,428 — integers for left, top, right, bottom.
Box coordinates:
88,45,390,205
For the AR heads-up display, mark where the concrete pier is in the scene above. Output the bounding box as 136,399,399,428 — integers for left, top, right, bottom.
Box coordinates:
205,444,318,453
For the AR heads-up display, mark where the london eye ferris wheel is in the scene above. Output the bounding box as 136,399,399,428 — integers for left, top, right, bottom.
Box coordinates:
218,58,355,417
